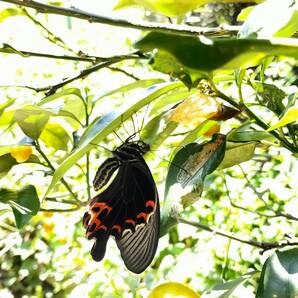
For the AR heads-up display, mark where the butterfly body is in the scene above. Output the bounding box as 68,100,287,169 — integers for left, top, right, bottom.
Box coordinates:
83,139,160,274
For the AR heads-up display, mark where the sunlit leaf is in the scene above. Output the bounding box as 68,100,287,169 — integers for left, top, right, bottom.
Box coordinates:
169,92,219,126
205,271,258,298
0,8,23,23
40,122,71,151
135,32,298,71
239,0,298,38
114,0,262,17
165,134,226,198
218,141,257,169
14,106,51,139
267,107,298,131
228,130,272,142
10,146,33,163
45,82,182,197
256,248,298,298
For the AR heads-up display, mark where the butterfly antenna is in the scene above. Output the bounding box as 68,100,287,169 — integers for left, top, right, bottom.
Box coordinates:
121,114,130,139
113,130,124,143
140,103,150,136
90,142,113,153
131,112,137,139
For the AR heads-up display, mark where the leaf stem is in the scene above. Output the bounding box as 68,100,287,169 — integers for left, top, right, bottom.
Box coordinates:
34,140,79,202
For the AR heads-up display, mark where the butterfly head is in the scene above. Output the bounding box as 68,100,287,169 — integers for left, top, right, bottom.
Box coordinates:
115,140,150,159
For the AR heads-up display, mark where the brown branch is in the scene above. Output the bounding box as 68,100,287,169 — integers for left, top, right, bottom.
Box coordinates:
27,52,146,95
1,0,240,37
178,217,298,253
0,43,105,62
108,66,140,81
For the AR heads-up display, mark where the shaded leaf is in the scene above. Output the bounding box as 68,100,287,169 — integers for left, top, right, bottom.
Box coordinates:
14,106,51,139
256,248,298,298
135,32,298,72
228,130,272,142
165,134,226,198
252,81,286,115
11,185,40,229
267,107,298,131
0,153,40,178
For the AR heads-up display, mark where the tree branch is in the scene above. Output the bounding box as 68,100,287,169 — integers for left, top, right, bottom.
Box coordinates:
1,0,240,37
0,43,106,62
28,52,146,95
178,217,298,253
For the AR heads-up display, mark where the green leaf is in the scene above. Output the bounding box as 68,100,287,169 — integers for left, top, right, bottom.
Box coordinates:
0,153,40,178
140,113,164,144
135,32,298,72
251,81,286,115
0,109,15,127
0,8,23,23
0,99,15,116
45,82,182,197
228,130,272,142
218,141,257,169
10,185,40,229
205,271,258,298
239,0,298,38
94,78,165,102
256,248,298,298
165,134,226,198
267,107,298,131
14,106,51,139
150,89,196,116
40,122,71,151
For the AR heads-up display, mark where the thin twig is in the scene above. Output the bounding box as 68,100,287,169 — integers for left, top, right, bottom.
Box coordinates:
108,66,140,81
1,0,240,37
40,207,80,212
178,217,298,253
30,52,146,95
0,43,102,62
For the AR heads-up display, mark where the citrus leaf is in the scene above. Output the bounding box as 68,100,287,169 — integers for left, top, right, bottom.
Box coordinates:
228,130,272,142
165,134,226,198
10,185,40,229
40,122,71,151
45,82,182,197
267,107,298,131
135,32,298,72
218,141,257,169
256,248,298,298
14,106,51,139
205,271,258,298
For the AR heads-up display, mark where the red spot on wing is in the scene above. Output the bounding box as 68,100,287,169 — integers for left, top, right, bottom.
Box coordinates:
125,219,136,226
112,224,122,234
137,212,148,221
146,200,155,208
85,201,112,237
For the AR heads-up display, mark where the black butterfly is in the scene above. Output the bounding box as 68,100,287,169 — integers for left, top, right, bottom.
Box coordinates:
83,137,160,274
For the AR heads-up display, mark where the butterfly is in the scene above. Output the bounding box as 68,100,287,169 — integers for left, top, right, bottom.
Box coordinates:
83,137,160,274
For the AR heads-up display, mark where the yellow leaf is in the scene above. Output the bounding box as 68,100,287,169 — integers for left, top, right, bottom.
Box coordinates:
169,92,219,126
10,146,33,163
267,107,298,131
